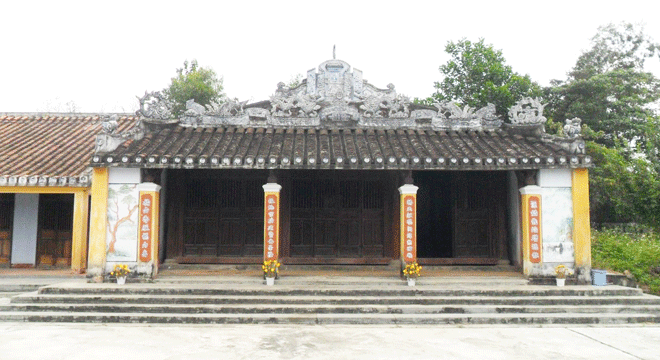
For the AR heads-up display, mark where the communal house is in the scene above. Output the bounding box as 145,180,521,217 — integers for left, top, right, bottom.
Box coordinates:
87,57,592,281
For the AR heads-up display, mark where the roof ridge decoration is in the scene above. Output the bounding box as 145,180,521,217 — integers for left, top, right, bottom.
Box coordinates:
508,97,547,125
95,114,144,153
135,58,508,130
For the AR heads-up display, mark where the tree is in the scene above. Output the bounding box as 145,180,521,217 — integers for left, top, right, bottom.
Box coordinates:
547,23,660,155
430,38,542,119
546,23,660,227
164,60,224,116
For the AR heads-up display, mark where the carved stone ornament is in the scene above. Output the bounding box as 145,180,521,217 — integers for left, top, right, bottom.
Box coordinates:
100,114,119,135
95,114,144,153
205,97,247,117
563,117,582,138
136,91,173,120
432,101,502,129
508,97,547,125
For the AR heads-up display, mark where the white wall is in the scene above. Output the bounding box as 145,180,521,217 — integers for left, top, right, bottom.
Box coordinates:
538,169,572,187
109,168,141,184
539,168,575,275
11,193,39,264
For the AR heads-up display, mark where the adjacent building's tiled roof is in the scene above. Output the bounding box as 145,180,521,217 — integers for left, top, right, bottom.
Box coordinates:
93,125,591,170
0,113,137,187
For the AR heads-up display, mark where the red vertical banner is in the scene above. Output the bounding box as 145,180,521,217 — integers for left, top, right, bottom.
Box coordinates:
138,193,153,262
264,193,279,261
402,194,417,262
528,195,542,263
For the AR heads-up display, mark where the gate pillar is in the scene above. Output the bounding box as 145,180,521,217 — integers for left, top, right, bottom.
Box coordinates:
137,182,161,278
263,183,282,262
399,184,418,266
519,185,543,276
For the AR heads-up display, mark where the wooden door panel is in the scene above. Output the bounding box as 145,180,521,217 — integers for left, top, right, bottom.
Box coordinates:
180,172,265,258
338,219,361,257
289,173,385,259
452,172,503,259
183,218,217,256
454,219,490,257
218,219,243,256
290,218,314,256
37,194,73,266
314,219,337,257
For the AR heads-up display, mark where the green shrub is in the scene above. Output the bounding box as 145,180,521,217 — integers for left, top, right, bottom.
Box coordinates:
592,229,660,295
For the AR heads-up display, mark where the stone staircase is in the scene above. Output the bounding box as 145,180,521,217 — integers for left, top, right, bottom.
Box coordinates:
1,276,660,325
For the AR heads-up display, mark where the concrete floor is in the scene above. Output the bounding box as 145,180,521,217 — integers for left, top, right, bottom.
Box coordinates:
1,323,659,360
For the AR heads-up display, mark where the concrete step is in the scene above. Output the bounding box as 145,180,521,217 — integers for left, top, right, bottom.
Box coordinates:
36,285,644,297
2,303,660,315
10,294,660,306
0,311,658,325
3,278,659,325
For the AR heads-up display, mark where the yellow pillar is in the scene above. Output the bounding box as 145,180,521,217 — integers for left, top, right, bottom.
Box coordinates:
88,167,109,279
137,183,161,277
519,185,543,276
71,190,90,272
399,184,418,264
572,169,591,272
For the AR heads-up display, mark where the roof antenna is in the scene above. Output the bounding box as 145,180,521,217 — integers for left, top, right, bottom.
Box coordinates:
333,45,336,60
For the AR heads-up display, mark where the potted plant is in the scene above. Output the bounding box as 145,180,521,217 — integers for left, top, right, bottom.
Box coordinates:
110,264,131,285
403,262,422,286
554,264,573,286
262,260,281,286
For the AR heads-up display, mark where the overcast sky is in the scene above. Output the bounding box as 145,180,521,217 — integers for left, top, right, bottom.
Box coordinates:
1,0,659,114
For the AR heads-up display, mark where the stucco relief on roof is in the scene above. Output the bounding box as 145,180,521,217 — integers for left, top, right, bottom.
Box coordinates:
136,58,509,131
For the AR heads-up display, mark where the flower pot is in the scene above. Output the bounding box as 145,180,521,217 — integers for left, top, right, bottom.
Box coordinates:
266,277,275,286
407,278,416,287
117,276,127,285
556,278,565,287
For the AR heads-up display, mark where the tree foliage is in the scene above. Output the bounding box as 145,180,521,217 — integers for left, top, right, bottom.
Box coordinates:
431,39,541,119
547,23,660,153
164,60,224,116
547,23,660,227
587,142,659,225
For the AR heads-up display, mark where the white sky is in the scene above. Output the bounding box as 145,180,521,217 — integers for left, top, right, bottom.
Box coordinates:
1,0,659,113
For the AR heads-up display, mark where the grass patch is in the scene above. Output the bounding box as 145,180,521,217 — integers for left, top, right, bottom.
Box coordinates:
592,229,660,295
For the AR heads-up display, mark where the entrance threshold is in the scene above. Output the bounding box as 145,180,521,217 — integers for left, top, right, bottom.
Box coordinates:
418,258,500,266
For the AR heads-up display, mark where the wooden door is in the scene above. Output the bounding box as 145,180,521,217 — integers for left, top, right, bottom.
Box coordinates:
182,175,263,258
0,194,14,264
37,194,73,266
289,172,385,259
452,172,496,258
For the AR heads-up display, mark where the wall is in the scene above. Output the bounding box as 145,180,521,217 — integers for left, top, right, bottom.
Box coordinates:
539,169,574,276
104,168,141,272
506,171,521,267
10,193,39,264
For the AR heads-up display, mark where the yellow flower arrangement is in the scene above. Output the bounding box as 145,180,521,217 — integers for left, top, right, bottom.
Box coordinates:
262,260,281,278
403,262,422,279
555,264,573,279
110,264,131,278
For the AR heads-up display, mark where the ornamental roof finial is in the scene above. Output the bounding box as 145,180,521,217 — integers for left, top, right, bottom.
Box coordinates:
333,45,336,60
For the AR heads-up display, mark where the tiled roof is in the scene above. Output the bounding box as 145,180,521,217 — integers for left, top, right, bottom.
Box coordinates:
0,113,137,187
93,126,592,170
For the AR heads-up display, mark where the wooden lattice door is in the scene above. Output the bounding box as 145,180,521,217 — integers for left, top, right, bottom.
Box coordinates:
37,194,73,266
0,194,14,264
290,173,385,259
452,172,502,259
182,176,263,257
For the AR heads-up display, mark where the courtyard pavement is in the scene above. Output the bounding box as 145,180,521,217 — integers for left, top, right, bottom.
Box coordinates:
1,322,659,360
